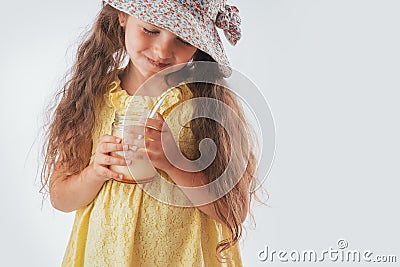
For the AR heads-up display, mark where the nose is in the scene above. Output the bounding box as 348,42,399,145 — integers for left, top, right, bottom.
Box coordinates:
153,34,174,60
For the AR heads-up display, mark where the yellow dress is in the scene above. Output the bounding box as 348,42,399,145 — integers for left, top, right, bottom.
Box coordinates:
61,78,243,267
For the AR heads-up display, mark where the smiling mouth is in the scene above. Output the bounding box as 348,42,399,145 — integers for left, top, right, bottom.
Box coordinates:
146,57,170,68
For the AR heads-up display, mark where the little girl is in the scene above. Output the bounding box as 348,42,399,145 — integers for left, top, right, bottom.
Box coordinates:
41,0,259,266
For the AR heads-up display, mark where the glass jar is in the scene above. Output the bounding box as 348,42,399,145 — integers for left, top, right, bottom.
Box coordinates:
109,111,157,184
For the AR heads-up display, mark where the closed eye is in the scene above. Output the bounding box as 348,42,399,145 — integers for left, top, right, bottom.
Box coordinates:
143,28,159,35
144,26,191,46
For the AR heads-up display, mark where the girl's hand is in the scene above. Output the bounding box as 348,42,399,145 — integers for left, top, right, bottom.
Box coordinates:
125,113,181,174
92,134,129,182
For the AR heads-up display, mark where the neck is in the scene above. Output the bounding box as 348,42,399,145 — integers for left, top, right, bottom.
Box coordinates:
119,61,171,97
119,62,146,96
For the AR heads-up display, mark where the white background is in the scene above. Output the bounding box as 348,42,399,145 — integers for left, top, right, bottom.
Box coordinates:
1,0,399,266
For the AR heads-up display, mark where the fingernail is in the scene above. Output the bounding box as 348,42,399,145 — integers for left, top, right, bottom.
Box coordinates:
131,145,138,152
118,174,123,180
116,138,121,143
126,159,132,165
137,134,143,140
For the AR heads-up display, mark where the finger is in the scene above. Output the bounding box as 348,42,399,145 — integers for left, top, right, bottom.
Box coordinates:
97,142,125,154
125,148,153,160
143,138,157,151
124,148,148,157
100,134,122,144
153,112,164,121
123,137,145,148
96,165,124,181
96,153,131,166
144,127,162,140
143,117,165,132
144,139,167,154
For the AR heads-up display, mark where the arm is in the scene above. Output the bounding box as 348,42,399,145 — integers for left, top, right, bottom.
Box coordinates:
50,164,106,212
50,135,127,212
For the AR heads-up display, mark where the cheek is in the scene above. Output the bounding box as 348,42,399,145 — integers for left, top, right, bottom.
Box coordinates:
165,49,197,73
176,48,197,63
125,31,148,55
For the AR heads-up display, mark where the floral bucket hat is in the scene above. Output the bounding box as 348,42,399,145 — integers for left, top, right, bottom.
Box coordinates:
103,0,241,70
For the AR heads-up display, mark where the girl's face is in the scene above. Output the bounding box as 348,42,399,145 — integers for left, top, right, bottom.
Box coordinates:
119,13,197,81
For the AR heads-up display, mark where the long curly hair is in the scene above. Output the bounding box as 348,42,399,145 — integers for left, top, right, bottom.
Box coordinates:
41,3,267,262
